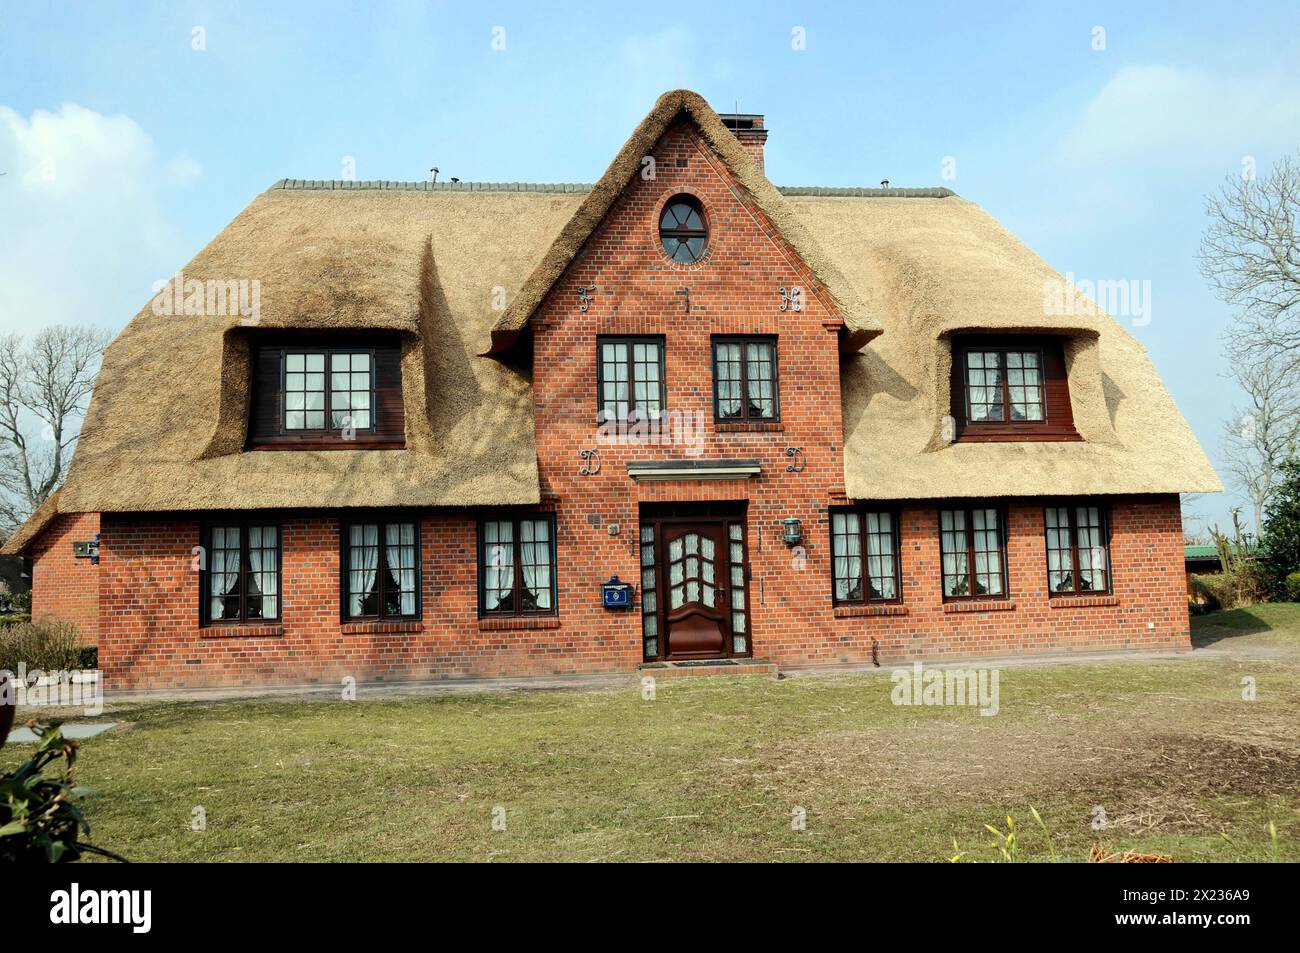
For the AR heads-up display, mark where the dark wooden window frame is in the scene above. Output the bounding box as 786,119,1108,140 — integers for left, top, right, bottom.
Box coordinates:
829,507,903,605
659,194,709,264
595,335,667,424
476,513,559,618
282,346,376,436
710,335,781,423
1043,502,1113,597
938,505,1010,602
950,335,1079,442
200,519,283,626
339,517,423,622
246,333,406,450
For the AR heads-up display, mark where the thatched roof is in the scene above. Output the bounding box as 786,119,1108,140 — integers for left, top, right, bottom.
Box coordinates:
486,89,882,354
3,90,1218,555
789,193,1221,499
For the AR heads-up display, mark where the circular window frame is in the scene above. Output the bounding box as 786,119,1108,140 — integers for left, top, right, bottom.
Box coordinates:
655,192,711,268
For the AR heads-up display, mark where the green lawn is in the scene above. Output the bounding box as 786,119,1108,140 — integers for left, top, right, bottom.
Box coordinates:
6,606,1300,862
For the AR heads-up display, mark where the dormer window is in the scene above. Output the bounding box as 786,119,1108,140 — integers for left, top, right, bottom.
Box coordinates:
950,335,1079,441
659,195,708,264
247,334,405,449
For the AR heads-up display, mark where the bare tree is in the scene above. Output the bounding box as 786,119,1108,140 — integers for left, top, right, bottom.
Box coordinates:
1201,153,1300,526
1201,152,1300,368
1220,351,1300,536
0,326,112,534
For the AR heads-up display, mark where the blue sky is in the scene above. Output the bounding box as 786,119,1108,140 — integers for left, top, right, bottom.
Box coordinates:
2,0,1298,532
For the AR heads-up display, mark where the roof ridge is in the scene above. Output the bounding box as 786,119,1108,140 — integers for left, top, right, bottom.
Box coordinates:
267,179,957,198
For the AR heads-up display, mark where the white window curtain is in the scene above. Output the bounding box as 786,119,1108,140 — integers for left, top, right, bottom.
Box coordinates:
866,512,895,599
385,523,417,616
249,525,278,617
832,513,862,600
348,524,380,617
483,521,514,611
209,526,241,619
520,519,552,610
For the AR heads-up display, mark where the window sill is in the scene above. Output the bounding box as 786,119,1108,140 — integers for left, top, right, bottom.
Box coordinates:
715,421,784,433
200,625,285,639
478,616,562,632
341,620,424,634
834,604,908,618
1048,595,1119,608
943,600,1015,614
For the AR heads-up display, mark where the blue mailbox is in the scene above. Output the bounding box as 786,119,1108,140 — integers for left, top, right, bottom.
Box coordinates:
602,575,634,609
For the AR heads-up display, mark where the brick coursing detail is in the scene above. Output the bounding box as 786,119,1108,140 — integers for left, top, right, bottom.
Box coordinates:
30,511,100,646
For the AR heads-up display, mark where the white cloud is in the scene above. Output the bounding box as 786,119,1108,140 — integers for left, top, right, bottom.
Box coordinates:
0,103,200,335
1059,64,1300,172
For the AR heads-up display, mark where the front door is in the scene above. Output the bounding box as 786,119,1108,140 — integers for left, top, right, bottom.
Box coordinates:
662,521,727,658
639,507,751,662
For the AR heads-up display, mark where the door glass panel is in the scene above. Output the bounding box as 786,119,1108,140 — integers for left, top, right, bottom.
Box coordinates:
639,523,659,659
668,531,716,609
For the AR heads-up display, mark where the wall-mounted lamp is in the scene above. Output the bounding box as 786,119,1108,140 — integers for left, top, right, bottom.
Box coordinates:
781,517,803,546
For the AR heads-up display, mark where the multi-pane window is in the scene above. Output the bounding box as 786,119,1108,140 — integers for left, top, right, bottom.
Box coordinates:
963,348,1044,423
1045,505,1111,595
204,523,280,624
831,510,901,603
479,516,557,615
659,195,708,264
343,520,419,620
284,350,373,432
712,337,779,421
939,508,1007,599
597,337,664,422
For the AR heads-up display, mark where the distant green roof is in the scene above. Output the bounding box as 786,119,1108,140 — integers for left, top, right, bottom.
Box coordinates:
1184,545,1220,559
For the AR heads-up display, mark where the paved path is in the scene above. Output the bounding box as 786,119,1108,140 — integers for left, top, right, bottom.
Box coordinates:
79,644,1212,707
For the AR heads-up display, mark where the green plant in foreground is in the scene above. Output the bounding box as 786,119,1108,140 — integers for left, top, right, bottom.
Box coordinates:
0,725,124,863
984,815,1019,862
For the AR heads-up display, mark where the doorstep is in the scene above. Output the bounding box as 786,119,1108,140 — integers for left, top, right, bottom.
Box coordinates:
637,658,779,680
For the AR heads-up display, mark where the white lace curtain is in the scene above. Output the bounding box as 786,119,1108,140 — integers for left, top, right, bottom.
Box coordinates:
385,523,416,616
348,524,380,617
520,519,551,610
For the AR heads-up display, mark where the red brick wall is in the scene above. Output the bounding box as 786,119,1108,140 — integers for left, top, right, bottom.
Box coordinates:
95,495,1187,690
98,512,643,690
528,118,852,671
29,511,100,646
70,119,1192,689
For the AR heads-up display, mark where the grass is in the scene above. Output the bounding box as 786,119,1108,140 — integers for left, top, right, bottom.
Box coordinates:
5,605,1300,862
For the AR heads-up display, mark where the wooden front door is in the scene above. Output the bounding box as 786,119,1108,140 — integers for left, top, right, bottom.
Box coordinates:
662,521,727,658
639,508,751,662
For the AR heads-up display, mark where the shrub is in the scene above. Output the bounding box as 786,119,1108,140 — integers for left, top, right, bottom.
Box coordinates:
1260,459,1300,590
1287,572,1300,603
0,620,82,675
0,726,125,862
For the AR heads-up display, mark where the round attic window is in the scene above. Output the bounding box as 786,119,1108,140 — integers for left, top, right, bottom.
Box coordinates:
659,195,708,264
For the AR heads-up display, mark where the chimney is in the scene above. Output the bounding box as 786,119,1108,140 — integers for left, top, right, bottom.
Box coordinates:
719,112,768,172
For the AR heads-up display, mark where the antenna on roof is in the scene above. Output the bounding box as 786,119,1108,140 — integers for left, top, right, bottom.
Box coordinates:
430,166,439,184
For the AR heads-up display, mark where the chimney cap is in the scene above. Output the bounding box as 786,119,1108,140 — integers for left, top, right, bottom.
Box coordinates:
718,112,765,132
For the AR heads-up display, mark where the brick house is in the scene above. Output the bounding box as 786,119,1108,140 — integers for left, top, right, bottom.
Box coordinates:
3,90,1220,689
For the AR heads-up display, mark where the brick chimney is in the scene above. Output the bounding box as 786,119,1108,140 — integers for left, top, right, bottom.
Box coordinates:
719,113,768,172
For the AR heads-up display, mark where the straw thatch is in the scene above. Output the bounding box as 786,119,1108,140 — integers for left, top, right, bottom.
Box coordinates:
486,89,881,354
3,89,1218,555
787,193,1221,498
